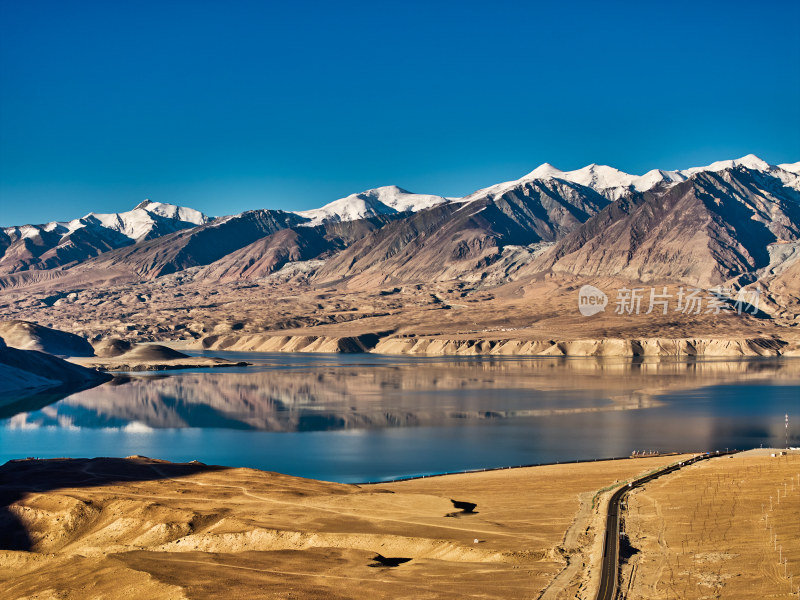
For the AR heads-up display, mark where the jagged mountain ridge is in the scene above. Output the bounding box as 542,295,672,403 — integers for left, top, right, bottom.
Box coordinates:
524,167,800,286
311,177,611,287
295,185,449,226
0,156,798,293
0,200,209,275
72,209,309,280
194,215,401,282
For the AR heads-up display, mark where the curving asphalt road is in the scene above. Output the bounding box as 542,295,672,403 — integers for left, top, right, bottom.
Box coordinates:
594,450,739,600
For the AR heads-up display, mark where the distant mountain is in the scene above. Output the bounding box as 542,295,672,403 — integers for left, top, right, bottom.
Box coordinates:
312,178,610,287
1,155,798,295
296,185,448,226
290,154,799,224
451,154,800,206
73,209,307,280
194,215,398,282
524,166,800,286
0,200,208,275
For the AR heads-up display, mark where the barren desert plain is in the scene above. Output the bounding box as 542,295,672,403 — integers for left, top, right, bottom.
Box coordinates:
0,451,798,599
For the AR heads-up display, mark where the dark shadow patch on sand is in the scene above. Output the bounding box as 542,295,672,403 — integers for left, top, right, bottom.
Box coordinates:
450,499,477,512
369,554,412,568
619,532,640,564
445,498,478,518
444,510,480,518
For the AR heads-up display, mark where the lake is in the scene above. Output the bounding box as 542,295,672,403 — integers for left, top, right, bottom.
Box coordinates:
1,353,798,482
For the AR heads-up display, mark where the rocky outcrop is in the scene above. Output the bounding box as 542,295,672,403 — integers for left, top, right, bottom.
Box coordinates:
201,333,382,353
373,336,789,357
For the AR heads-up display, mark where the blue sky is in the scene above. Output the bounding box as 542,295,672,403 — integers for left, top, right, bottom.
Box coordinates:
1,0,799,225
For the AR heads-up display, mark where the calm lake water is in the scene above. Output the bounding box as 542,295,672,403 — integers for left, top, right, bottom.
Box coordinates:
1,353,799,482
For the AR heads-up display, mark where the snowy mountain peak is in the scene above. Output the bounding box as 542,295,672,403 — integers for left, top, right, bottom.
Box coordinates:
564,164,636,190
295,186,448,226
738,153,771,169
75,201,209,241
682,154,773,176
137,201,208,227
525,163,564,180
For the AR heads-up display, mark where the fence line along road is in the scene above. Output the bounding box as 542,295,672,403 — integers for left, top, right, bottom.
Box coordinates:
594,450,740,600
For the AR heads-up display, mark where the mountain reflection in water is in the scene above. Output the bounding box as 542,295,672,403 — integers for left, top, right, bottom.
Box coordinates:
2,354,800,481
5,354,800,432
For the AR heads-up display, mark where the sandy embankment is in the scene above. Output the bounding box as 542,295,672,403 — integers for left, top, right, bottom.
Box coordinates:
199,332,799,357
0,455,693,600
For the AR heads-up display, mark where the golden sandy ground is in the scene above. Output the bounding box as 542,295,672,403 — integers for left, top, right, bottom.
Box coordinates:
0,455,690,600
624,450,800,599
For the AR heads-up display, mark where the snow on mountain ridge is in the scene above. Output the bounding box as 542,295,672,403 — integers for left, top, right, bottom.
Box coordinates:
778,161,800,175
3,201,210,243
681,153,772,176
83,200,209,240
4,156,795,233
295,185,448,226
441,154,800,212
135,199,208,227
465,154,796,203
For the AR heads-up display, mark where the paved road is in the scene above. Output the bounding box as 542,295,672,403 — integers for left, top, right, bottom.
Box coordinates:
594,450,739,600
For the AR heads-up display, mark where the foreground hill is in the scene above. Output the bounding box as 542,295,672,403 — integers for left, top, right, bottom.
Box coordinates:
0,454,696,599
0,320,95,357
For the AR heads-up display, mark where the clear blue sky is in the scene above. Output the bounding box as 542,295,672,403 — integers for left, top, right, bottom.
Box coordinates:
1,0,799,225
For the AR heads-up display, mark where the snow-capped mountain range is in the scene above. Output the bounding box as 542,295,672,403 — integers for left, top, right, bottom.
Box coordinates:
5,155,797,233
3,200,208,243
297,154,800,223
1,154,798,289
0,200,209,275
295,186,449,226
